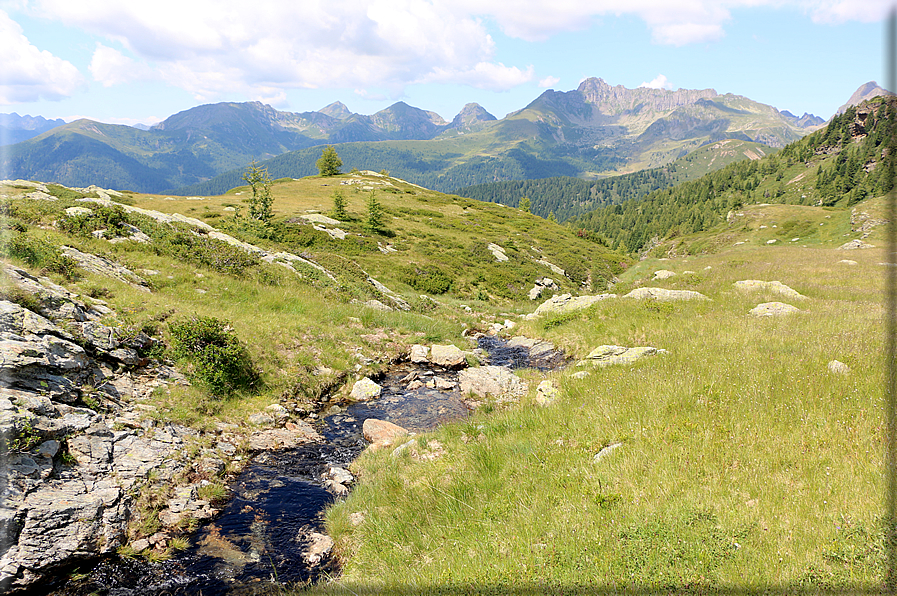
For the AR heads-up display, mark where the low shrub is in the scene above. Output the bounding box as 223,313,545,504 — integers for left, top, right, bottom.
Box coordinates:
400,264,452,295
168,316,260,398
1,232,79,279
58,204,129,237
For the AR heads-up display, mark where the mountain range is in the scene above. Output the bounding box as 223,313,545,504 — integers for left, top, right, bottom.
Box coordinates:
0,113,66,146
0,79,883,195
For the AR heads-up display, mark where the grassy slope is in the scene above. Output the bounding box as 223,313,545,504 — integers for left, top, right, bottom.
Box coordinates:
318,197,886,592
0,174,620,426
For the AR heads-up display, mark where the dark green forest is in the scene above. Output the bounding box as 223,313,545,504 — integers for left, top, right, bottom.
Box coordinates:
568,98,895,253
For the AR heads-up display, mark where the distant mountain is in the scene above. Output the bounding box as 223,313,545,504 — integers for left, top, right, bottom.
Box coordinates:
3,78,820,194
779,110,824,129
0,113,66,146
837,81,890,114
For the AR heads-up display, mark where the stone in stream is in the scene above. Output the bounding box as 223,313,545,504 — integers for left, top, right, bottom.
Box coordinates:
362,418,411,450
410,344,430,364
749,302,801,317
350,377,382,401
429,344,467,368
458,366,528,402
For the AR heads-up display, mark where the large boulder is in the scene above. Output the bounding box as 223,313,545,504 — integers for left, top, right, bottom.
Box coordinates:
623,287,709,301
526,293,616,319
350,377,382,401
458,366,528,401
362,418,410,450
429,344,467,368
734,280,805,299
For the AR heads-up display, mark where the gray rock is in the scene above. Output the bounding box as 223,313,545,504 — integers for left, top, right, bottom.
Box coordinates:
838,239,874,250
526,293,617,319
60,246,151,292
749,302,801,317
350,377,382,401
623,287,709,301
458,366,528,401
828,360,850,374
578,345,664,367
409,344,429,364
734,280,805,299
535,380,559,407
652,269,676,280
429,344,466,368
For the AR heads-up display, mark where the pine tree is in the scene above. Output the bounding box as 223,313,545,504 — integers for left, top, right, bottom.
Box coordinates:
365,190,383,232
241,161,274,223
331,189,348,220
519,196,531,212
316,145,342,176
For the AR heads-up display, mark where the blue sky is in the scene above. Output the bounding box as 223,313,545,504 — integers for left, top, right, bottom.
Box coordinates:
0,0,891,127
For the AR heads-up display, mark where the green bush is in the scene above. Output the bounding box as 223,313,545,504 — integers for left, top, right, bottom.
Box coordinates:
168,316,260,397
1,232,79,279
58,205,128,237
400,264,452,295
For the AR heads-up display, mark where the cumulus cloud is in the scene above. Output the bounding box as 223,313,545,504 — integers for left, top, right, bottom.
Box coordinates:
89,43,154,87
639,74,673,90
11,0,891,104
539,76,561,88
0,9,84,103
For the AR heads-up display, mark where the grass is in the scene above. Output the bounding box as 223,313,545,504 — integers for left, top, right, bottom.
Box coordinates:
314,215,887,592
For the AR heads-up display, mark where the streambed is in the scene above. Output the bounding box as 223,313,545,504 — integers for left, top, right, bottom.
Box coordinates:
43,336,565,595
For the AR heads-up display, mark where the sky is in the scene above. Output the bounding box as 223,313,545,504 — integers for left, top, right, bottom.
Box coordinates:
0,0,893,128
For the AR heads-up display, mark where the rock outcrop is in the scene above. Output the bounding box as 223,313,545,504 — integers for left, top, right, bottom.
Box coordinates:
623,287,709,301
734,280,805,300
577,345,666,367
525,293,616,319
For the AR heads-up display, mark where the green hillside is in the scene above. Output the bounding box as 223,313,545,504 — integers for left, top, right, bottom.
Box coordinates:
570,98,894,252
455,139,775,221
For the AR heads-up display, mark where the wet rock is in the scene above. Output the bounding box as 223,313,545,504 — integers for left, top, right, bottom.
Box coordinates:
749,302,801,317
828,360,850,374
362,418,410,450
350,377,382,401
458,366,528,401
326,466,354,485
535,380,559,407
578,345,664,367
734,280,805,299
623,287,709,301
301,531,334,566
247,421,322,451
506,336,555,359
409,344,430,364
429,344,466,368
526,293,616,319
434,377,456,391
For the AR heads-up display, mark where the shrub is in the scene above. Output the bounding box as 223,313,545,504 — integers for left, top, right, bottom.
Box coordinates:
168,316,260,397
401,264,452,295
1,232,79,279
58,204,128,237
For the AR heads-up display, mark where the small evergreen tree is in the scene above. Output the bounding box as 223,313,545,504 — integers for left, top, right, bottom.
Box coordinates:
242,161,274,223
317,145,342,176
365,190,383,232
519,196,531,212
331,189,348,220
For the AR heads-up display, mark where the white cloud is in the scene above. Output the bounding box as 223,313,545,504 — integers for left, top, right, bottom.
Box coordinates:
539,76,561,88
0,9,84,103
10,0,891,105
89,43,154,87
639,74,673,90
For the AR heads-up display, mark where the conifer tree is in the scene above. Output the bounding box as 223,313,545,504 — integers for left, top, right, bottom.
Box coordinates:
241,161,274,223
331,189,348,220
365,190,383,232
317,145,342,176
519,196,530,212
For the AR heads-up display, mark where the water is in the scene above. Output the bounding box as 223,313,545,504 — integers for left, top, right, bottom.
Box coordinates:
47,336,564,595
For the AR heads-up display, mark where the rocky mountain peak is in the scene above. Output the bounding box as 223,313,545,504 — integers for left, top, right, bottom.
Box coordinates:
575,77,717,115
450,103,497,130
837,81,891,115
319,101,353,120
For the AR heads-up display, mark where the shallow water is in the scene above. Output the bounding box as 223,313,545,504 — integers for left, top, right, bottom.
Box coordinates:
46,336,563,595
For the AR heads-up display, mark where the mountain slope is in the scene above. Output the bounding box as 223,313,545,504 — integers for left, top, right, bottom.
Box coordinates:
836,81,890,114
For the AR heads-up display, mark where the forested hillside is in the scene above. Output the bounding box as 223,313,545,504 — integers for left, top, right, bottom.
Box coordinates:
569,98,895,252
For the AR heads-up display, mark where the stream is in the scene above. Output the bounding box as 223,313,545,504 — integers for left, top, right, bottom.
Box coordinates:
43,336,565,595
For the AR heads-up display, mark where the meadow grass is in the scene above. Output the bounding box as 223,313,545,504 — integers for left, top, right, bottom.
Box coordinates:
317,216,887,592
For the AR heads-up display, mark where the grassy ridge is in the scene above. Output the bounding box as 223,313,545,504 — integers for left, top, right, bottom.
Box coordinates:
318,199,886,592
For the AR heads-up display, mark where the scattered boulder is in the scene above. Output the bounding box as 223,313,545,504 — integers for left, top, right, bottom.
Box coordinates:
734,280,805,299
362,299,392,311
458,366,528,402
429,344,467,368
578,345,665,367
623,287,709,301
487,243,508,262
350,377,382,401
571,371,591,380
526,293,616,319
299,214,341,226
362,418,410,450
652,270,676,280
535,380,559,407
749,302,802,317
409,344,430,364
839,239,874,250
838,260,858,266
528,277,559,301
828,360,850,375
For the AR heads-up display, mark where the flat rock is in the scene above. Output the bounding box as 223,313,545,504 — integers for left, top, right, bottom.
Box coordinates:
362,418,410,449
429,344,466,368
350,377,382,401
838,239,874,250
409,344,429,364
300,213,341,226
652,270,676,280
838,260,858,265
749,302,801,317
734,280,805,299
458,366,528,401
623,287,709,301
526,293,616,319
247,421,321,451
487,243,508,262
579,345,663,367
